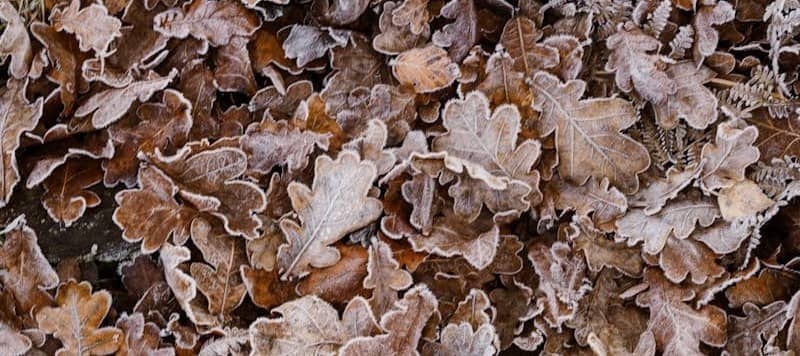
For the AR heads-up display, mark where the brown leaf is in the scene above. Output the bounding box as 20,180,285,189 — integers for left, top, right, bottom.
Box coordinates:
392,45,459,93
531,71,650,193
392,0,429,35
113,165,195,253
153,0,261,46
374,2,429,55
542,35,584,81
241,266,296,310
104,89,193,187
529,242,592,328
116,312,173,356
312,0,370,25
743,111,800,162
36,281,123,356
631,164,702,215
654,62,719,130
0,287,32,355
636,269,727,356
240,116,329,176
364,238,413,317
278,151,382,280
213,36,257,95
725,301,789,356
0,0,33,78
0,79,43,208
409,209,500,270
249,295,379,355
41,158,103,227
340,285,438,355
488,235,524,275
296,243,369,304
700,120,760,191
606,23,675,103
616,198,719,255
654,235,725,284
552,178,628,232
693,1,735,64
51,0,122,57
0,216,59,315
567,217,643,277
30,22,87,113
725,265,800,308
282,25,349,67
432,0,477,61
75,69,177,129
423,323,499,356
499,16,559,75
450,289,492,330
718,179,774,221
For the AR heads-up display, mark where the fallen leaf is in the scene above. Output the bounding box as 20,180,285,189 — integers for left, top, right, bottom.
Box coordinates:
392,45,459,93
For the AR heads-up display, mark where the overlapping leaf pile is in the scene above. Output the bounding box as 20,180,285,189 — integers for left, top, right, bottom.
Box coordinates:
3,0,800,354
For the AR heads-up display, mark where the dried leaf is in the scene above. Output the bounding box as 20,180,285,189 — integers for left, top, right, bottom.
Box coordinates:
700,120,760,191
0,216,59,315
654,62,719,130
240,116,329,176
278,151,382,279
725,301,789,356
432,0,477,61
718,179,774,221
531,71,650,193
41,158,103,227
36,281,123,356
364,238,414,317
606,23,675,103
0,0,32,78
0,79,43,208
153,0,261,46
616,198,719,255
392,45,459,93
552,178,628,232
51,0,122,57
499,16,559,75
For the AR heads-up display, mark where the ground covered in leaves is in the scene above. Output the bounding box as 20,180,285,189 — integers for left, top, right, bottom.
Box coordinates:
2,0,800,354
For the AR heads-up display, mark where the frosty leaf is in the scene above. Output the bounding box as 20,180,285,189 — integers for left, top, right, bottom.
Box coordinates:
104,89,193,187
606,23,675,103
499,16,559,75
75,69,177,129
552,178,627,232
373,1,429,55
424,323,499,356
364,238,414,317
0,79,43,208
391,0,429,36
296,244,369,303
400,174,438,235
116,313,173,356
213,36,257,95
30,22,85,113
542,35,584,81
743,114,800,162
567,217,643,277
693,1,735,64
240,266,296,310
340,285,438,355
0,0,32,78
36,281,123,356
392,45,459,93
41,158,103,227
240,116,330,175
51,0,122,57
312,0,370,25
616,198,719,255
0,288,31,355
342,119,396,175
450,289,492,330
529,242,592,328
656,236,725,284
725,266,799,308
282,25,349,67
631,164,702,215
409,209,499,270
431,0,477,61
725,301,789,356
0,216,59,315
488,235,524,275
717,179,774,221
530,71,650,193
700,120,760,191
654,62,719,130
153,0,261,46
151,145,267,238
692,221,751,255
249,295,379,355
636,269,727,356
434,91,541,214
113,166,195,254
277,151,382,280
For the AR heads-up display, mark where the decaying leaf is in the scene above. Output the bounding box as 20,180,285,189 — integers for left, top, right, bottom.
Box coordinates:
0,216,59,315
0,0,32,79
0,80,42,208
499,16,559,75
364,238,413,317
277,151,382,280
531,71,650,193
616,198,719,255
51,0,122,57
36,281,123,356
41,158,103,227
700,120,760,191
153,0,261,46
606,23,675,103
392,45,459,93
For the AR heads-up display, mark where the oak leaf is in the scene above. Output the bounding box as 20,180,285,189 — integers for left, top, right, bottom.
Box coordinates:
631,164,702,215
116,313,174,356
213,36,257,95
51,0,122,57
693,1,735,65
311,0,370,25
153,0,261,46
0,216,59,315
0,0,32,78
364,238,414,317
75,69,177,129
240,116,330,176
277,151,382,280
30,22,87,114
654,62,719,130
373,2,429,55
41,158,103,227
424,323,499,356
0,79,43,208
340,285,438,355
606,23,675,103
744,113,800,162
249,295,379,355
530,71,650,193
432,0,477,61
567,217,643,277
499,16,559,75
392,0,429,35
35,281,123,356
409,209,500,270
636,269,727,356
240,266,296,310
552,178,627,232
296,243,369,304
700,120,760,191
282,25,349,67
113,165,195,254
616,198,719,255
529,242,592,328
392,45,459,93
725,301,789,356
655,236,725,284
